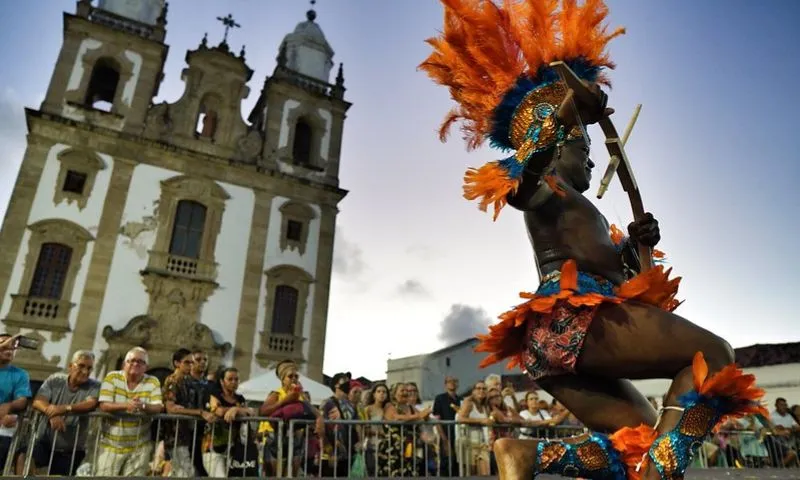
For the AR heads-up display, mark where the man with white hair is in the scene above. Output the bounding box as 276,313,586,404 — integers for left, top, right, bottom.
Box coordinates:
485,373,519,412
21,350,100,475
96,346,163,476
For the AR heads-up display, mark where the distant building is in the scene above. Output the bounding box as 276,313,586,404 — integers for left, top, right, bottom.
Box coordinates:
0,1,351,383
388,339,800,406
386,338,510,401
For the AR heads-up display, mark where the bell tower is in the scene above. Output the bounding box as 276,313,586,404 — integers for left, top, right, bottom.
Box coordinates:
245,4,351,379
248,3,350,188
40,0,168,132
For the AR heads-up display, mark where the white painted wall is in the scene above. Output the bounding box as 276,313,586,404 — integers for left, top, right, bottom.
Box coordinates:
201,184,254,343
0,143,113,367
121,50,143,107
318,108,332,161
278,99,301,149
94,164,255,362
250,196,321,378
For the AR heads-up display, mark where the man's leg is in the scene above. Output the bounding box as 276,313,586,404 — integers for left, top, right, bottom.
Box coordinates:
577,301,749,479
538,376,658,433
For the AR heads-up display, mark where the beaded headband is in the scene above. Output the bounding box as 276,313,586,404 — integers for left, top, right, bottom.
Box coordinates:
420,0,624,219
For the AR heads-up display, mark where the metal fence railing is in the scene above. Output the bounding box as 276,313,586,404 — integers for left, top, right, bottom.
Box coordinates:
2,410,798,477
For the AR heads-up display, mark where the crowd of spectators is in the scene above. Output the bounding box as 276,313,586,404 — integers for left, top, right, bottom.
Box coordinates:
1,332,800,478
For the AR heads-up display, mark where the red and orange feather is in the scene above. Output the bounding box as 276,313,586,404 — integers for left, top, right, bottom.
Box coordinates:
420,0,625,149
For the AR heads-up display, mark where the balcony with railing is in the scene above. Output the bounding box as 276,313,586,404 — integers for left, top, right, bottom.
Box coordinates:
144,251,218,282
2,294,73,333
256,332,306,364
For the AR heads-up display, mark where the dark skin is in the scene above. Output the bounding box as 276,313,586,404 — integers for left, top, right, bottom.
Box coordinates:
495,84,734,480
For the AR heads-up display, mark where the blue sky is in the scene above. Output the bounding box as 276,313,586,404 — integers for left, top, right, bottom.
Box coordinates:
1,1,799,381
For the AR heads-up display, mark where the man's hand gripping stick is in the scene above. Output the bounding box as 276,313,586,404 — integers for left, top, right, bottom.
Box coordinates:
550,61,653,271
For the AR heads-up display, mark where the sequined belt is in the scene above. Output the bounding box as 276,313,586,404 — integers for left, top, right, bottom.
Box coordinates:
537,269,616,297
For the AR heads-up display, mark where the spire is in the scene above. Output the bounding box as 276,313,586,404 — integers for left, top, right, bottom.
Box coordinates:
157,1,168,26
307,0,317,22
332,62,346,99
335,63,344,86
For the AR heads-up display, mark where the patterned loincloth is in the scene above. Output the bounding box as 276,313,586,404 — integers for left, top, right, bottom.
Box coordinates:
475,257,681,379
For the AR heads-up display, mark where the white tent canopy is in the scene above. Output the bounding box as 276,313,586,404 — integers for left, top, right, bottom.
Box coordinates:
238,371,332,404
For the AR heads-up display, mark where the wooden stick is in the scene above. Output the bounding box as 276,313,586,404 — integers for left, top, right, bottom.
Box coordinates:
597,104,641,199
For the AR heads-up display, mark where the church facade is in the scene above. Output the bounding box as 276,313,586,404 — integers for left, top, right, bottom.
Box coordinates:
0,0,350,382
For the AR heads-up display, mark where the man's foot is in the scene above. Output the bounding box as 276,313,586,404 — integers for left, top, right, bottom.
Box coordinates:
494,433,629,479
642,353,767,479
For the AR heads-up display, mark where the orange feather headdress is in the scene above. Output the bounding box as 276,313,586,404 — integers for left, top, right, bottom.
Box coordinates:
419,0,625,219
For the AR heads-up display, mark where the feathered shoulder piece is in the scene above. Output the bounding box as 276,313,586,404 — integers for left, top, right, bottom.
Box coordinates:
420,0,624,219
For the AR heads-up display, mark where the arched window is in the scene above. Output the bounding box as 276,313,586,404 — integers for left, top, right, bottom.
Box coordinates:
195,94,221,139
169,200,207,259
292,119,313,166
85,57,121,112
28,243,73,299
270,285,299,335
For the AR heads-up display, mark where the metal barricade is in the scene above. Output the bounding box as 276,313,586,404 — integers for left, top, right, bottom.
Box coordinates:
2,410,284,478
2,410,800,477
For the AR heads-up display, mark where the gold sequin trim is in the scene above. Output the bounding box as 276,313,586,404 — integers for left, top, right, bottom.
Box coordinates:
679,404,715,437
576,442,609,471
538,442,567,471
509,82,569,150
566,125,584,141
651,436,678,478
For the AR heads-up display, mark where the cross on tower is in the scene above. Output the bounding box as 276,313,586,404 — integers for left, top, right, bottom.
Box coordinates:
216,13,241,44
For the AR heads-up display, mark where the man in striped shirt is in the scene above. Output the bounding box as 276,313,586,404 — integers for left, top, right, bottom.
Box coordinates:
96,347,164,476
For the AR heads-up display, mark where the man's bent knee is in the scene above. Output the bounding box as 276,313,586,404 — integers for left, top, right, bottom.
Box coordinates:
704,336,735,371
494,439,537,480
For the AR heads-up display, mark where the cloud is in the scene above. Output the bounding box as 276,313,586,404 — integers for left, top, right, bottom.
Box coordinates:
397,279,430,297
332,227,365,278
437,304,493,345
405,244,436,261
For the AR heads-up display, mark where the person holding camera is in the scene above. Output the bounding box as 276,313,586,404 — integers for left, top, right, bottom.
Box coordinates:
0,333,31,473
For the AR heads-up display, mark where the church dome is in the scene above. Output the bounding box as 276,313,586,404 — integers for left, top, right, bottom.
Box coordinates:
288,10,333,55
280,8,335,83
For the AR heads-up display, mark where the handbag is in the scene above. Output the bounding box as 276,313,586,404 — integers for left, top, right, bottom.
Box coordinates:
272,401,316,421
349,452,367,478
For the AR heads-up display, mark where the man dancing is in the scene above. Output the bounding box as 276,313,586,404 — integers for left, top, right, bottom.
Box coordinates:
419,1,766,478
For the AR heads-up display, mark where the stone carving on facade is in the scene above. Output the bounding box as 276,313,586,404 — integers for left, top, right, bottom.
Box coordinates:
101,299,231,375
144,102,174,138
235,129,263,164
